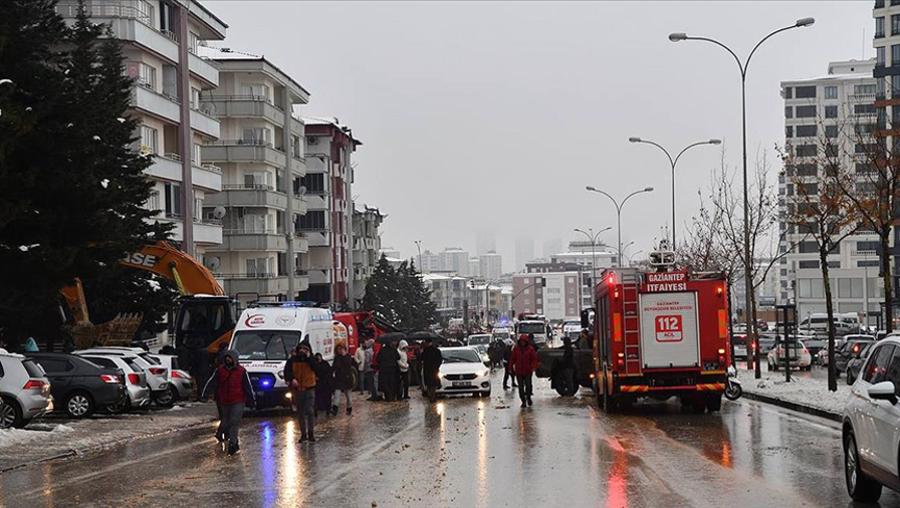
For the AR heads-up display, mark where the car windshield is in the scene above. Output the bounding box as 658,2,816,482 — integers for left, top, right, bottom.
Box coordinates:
232,331,302,360
492,332,510,340
468,335,491,345
517,322,544,334
441,349,481,363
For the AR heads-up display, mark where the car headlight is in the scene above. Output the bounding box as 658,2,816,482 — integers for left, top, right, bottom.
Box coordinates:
480,369,490,378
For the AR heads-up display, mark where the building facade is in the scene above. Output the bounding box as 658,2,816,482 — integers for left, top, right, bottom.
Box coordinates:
439,248,470,276
199,50,311,300
478,251,503,281
779,59,884,321
58,0,228,259
300,117,361,307
511,272,580,321
351,205,385,305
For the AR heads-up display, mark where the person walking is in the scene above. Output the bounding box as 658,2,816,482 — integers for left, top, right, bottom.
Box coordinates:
360,340,380,401
201,350,255,455
554,337,576,397
284,343,318,442
510,334,539,408
419,337,443,403
212,343,229,442
397,340,410,400
377,339,401,401
502,339,517,390
313,353,334,417
332,344,355,415
354,341,367,392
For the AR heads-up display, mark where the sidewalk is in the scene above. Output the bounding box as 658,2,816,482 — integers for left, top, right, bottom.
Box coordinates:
737,368,850,421
0,402,216,472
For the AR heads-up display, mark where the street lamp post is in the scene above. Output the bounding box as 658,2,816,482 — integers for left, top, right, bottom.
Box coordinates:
585,186,654,267
414,240,423,272
627,249,644,267
628,137,721,248
574,227,612,303
669,16,815,379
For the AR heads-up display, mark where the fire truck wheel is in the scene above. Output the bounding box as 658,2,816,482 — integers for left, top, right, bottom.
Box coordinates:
706,395,722,412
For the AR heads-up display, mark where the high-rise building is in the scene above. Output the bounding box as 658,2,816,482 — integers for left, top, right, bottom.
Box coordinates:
468,258,481,278
479,251,503,281
512,272,580,321
419,249,442,273
476,232,496,256
351,205,384,305
515,237,535,272
779,59,883,320
439,247,469,276
57,0,228,259
300,117,361,307
200,48,311,301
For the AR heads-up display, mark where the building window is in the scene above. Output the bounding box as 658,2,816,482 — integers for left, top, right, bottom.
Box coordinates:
192,143,201,165
858,260,879,268
877,16,885,38
795,125,817,137
893,44,900,66
893,14,900,35
855,103,876,115
139,125,158,154
857,240,879,252
795,105,816,118
784,87,793,99
243,171,271,189
795,86,816,98
190,87,200,110
798,241,817,253
241,128,271,145
138,62,156,89
824,86,838,99
798,260,820,269
825,125,838,138
240,83,270,103
300,173,325,194
795,145,817,157
298,210,326,230
785,126,793,138
785,106,793,118
188,31,199,54
823,105,837,118
800,182,818,195
146,190,160,212
878,46,886,67
163,183,181,217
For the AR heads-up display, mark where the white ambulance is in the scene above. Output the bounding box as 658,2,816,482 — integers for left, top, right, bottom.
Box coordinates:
229,303,335,409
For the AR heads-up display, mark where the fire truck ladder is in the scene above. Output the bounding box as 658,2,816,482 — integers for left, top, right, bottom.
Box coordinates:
620,272,641,375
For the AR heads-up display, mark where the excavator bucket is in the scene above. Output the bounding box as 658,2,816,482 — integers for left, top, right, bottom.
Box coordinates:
72,313,143,348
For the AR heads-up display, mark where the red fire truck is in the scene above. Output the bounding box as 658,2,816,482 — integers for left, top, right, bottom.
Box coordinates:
592,266,730,413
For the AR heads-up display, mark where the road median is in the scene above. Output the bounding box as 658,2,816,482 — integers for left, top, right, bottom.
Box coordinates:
737,370,845,422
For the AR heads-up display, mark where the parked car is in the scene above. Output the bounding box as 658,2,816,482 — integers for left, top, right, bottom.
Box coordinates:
731,334,748,360
846,343,874,385
750,336,777,358
77,348,174,407
0,350,51,428
147,353,193,401
75,353,150,411
836,338,876,377
767,340,812,371
799,335,826,359
466,334,492,365
842,336,900,501
435,347,491,398
25,353,126,418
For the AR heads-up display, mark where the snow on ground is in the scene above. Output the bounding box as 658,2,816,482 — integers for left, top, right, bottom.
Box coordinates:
739,369,851,416
0,403,215,471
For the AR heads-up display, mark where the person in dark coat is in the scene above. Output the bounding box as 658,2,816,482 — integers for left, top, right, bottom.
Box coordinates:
552,337,576,396
313,353,334,416
419,337,443,403
331,344,355,415
502,340,517,390
377,339,401,401
510,334,539,408
284,343,318,442
201,350,255,455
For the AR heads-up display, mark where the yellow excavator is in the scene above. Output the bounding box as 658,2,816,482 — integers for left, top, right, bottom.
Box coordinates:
60,241,235,352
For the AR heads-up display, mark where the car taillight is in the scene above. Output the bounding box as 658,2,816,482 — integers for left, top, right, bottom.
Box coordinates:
149,367,166,376
100,374,120,384
127,373,141,385
171,370,185,379
22,379,45,390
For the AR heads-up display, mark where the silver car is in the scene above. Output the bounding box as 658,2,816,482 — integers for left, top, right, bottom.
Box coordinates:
147,354,194,401
77,348,174,407
0,350,51,428
77,354,150,410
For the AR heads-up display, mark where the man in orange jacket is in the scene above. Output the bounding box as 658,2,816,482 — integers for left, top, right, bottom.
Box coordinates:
510,333,539,408
285,342,318,442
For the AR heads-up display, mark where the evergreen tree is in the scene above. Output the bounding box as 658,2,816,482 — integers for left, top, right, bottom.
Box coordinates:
361,256,436,331
405,261,436,330
0,1,169,346
362,255,399,325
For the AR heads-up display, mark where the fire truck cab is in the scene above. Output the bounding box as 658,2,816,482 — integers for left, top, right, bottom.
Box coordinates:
593,264,730,413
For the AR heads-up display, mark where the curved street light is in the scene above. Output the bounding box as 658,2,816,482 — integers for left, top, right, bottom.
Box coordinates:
573,226,612,291
585,186,654,267
627,249,644,267
669,16,814,379
629,137,721,248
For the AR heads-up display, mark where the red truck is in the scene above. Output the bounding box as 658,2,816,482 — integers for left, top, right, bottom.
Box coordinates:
592,267,730,413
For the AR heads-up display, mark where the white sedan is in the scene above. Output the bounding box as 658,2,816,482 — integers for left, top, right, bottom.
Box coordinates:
767,341,812,371
436,347,491,398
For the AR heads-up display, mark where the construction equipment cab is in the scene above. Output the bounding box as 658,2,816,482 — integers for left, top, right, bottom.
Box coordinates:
229,303,335,409
593,258,730,413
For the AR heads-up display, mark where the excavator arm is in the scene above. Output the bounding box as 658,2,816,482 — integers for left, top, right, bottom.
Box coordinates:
119,241,224,297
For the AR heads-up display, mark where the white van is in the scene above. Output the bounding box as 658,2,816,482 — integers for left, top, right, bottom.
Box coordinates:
229,303,335,409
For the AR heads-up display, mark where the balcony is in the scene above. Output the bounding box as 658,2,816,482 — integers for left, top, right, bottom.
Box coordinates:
308,268,332,285
189,52,218,87
221,274,290,296
158,216,223,245
190,108,219,138
201,95,284,125
133,85,180,123
217,229,288,252
292,197,308,215
294,234,309,253
144,155,222,192
208,185,288,210
302,230,331,247
202,141,286,167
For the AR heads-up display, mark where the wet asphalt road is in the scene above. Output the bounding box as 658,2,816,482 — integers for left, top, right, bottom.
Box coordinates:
1,372,898,508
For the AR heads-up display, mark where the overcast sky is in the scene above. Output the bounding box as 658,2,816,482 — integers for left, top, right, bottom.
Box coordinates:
206,0,873,271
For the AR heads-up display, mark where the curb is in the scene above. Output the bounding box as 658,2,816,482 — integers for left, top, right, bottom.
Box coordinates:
741,391,841,422
0,416,215,474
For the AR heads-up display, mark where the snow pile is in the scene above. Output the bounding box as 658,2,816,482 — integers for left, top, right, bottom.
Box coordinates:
739,370,851,416
0,424,74,447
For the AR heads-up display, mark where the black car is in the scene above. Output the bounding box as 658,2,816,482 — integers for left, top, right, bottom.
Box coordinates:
26,353,127,418
845,343,874,385
834,339,875,377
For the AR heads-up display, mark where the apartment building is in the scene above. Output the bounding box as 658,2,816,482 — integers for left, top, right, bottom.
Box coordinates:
199,49,311,300
439,248,470,276
511,272,580,321
351,205,385,305
478,251,503,281
779,59,884,320
57,0,228,258
300,118,361,307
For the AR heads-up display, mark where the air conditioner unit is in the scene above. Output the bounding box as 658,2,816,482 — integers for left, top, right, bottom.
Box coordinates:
306,136,318,145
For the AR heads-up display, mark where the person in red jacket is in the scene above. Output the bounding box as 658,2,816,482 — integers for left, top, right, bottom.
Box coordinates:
510,333,539,408
202,350,256,455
